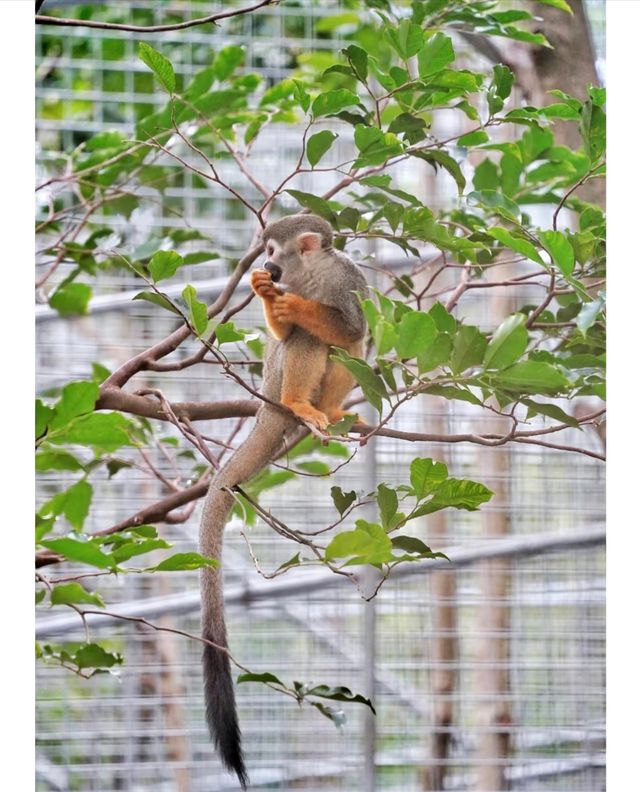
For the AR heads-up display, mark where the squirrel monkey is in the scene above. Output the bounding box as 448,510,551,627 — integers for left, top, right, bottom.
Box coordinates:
199,214,367,787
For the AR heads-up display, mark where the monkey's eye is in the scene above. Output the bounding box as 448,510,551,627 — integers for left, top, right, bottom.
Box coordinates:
266,245,274,258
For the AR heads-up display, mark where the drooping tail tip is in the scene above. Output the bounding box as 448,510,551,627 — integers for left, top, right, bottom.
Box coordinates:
202,635,248,789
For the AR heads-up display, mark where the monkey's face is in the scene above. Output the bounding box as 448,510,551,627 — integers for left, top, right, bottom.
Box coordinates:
263,232,324,291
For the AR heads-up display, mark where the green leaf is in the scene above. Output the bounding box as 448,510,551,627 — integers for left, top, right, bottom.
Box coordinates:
519,125,554,165
310,701,347,729
65,480,92,531
537,0,572,11
51,582,105,608
111,538,171,564
215,321,245,344
458,130,489,147
391,535,443,559
325,521,393,566
484,314,528,370
450,325,487,374
48,412,132,452
540,103,581,121
36,450,84,472
539,230,575,277
138,42,175,93
376,484,398,530
373,319,397,356
493,361,570,393
417,32,455,77
260,78,295,107
315,12,360,32
500,151,522,196
91,362,111,383
152,552,219,571
331,486,357,516
312,89,360,118
276,553,302,572
576,296,605,335
473,159,500,193
414,479,493,516
417,332,452,373
487,227,543,264
36,400,55,439
488,64,514,114
413,150,466,194
467,190,521,223
133,290,183,316
75,643,122,670
214,45,245,81
588,84,606,107
292,80,311,113
40,537,113,569
297,461,331,475
326,414,359,435
329,349,389,414
394,310,438,359
353,125,403,167
48,381,99,431
285,190,337,223
148,250,184,283
305,684,375,714
429,302,457,333
343,44,369,82
386,19,424,59
39,479,93,531
522,399,579,428
49,282,92,317
237,671,285,686
388,113,427,145
182,284,209,336
410,458,448,500
306,130,338,167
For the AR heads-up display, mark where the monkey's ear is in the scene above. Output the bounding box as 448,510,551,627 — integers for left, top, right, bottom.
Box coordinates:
296,232,323,255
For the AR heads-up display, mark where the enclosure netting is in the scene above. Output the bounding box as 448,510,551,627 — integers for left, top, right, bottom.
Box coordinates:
36,2,605,790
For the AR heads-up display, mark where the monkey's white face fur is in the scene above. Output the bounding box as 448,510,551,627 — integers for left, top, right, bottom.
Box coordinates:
263,233,323,292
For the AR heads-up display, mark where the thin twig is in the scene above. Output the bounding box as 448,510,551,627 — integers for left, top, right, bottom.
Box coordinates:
36,0,279,33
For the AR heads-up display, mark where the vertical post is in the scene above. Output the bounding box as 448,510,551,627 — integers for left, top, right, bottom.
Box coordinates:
473,284,515,791
473,440,512,791
362,403,378,792
422,403,458,791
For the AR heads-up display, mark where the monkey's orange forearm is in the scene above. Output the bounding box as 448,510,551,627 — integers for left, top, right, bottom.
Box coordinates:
272,294,359,347
263,301,292,341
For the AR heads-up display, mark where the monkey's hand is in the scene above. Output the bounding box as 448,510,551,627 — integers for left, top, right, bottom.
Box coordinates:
252,273,292,341
251,269,282,301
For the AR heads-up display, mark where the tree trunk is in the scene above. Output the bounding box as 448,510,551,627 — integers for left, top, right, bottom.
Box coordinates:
527,0,604,205
464,0,604,206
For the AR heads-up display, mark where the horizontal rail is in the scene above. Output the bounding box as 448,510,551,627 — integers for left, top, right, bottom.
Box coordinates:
36,526,605,637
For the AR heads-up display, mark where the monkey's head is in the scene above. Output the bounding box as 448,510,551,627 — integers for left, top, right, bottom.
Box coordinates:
261,214,333,287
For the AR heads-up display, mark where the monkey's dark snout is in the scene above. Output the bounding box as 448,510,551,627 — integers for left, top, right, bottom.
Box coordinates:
264,261,282,283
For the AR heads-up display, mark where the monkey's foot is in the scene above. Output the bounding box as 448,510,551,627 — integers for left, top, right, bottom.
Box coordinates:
324,409,361,425
283,401,329,431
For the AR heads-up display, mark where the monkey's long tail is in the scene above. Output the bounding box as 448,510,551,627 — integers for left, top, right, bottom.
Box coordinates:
199,406,295,789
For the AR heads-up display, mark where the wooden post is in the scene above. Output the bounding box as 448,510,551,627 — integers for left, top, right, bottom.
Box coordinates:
422,405,458,791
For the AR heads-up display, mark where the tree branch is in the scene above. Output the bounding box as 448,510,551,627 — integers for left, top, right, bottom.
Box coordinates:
36,0,279,33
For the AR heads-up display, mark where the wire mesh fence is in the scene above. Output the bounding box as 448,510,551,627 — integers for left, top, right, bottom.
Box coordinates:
36,2,605,790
